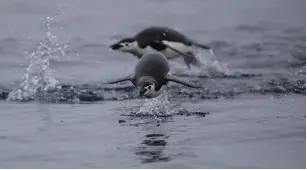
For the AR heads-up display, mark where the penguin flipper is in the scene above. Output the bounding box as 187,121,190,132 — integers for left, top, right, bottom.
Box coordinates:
166,75,202,88
104,74,133,84
190,41,215,57
157,40,193,59
158,41,196,69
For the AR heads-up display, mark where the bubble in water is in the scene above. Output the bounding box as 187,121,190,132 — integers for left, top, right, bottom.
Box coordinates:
7,14,67,101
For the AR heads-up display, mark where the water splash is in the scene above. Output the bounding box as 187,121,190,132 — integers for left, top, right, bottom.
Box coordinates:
119,91,209,125
196,48,230,76
171,48,231,77
137,92,174,116
123,92,205,118
120,92,176,119
7,14,67,101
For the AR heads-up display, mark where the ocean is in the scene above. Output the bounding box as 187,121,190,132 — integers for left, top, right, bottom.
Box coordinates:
0,0,305,168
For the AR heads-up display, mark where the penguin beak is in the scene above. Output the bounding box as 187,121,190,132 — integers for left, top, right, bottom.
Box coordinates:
139,88,146,97
110,43,122,50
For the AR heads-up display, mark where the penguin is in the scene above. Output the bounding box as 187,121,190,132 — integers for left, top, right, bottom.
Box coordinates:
109,26,214,69
105,52,201,98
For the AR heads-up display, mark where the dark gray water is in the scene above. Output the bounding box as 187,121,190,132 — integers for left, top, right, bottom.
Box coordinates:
0,0,305,168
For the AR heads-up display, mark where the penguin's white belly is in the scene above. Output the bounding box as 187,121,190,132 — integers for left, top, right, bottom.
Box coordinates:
135,41,191,60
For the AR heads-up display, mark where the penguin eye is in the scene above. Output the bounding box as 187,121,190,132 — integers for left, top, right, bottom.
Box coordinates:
145,85,152,90
147,85,154,90
125,43,129,46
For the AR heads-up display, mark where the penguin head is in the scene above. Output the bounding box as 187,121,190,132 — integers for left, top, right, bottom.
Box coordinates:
137,79,156,98
110,38,137,52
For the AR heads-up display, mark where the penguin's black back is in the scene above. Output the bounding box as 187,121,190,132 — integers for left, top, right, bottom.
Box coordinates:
134,52,170,85
135,26,191,49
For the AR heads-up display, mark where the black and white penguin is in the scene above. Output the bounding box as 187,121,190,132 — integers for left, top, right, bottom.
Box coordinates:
105,52,201,98
109,26,214,69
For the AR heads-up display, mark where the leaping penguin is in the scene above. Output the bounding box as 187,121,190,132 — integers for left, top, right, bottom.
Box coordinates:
105,52,201,98
109,26,214,69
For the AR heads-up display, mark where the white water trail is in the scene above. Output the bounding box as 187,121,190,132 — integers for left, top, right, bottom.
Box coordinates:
7,14,67,101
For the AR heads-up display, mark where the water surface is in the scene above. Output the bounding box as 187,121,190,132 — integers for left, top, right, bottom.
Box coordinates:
0,0,305,168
